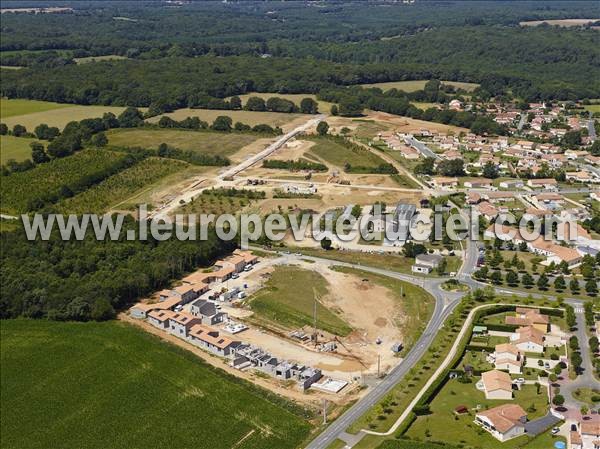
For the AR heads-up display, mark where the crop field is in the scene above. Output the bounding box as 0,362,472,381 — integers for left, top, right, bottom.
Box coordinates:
148,108,305,129
406,379,549,449
0,135,40,163
0,98,70,118
1,320,311,449
359,80,480,92
1,100,133,132
305,136,387,169
0,150,132,213
107,128,258,158
178,193,255,216
56,157,188,214
248,266,353,336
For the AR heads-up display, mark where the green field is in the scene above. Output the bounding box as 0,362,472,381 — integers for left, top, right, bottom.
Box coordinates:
74,54,128,64
1,99,134,132
0,135,40,163
1,319,311,449
0,98,70,118
0,149,131,213
406,379,549,449
248,266,353,336
149,108,303,129
56,157,188,214
107,128,258,158
305,136,387,169
359,80,480,93
583,104,600,113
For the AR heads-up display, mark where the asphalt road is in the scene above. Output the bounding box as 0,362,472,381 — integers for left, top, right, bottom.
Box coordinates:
588,112,597,141
404,135,440,160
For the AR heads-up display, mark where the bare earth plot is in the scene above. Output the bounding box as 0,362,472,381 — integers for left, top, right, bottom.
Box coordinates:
519,18,600,27
106,128,260,159
148,108,309,132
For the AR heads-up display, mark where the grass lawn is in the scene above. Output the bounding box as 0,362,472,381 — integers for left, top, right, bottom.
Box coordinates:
1,319,311,449
1,102,133,132
305,136,388,170
572,387,600,405
248,265,353,336
359,80,479,93
352,120,392,139
411,102,440,110
333,267,435,352
0,98,70,118
0,135,40,163
583,104,600,113
107,128,258,158
149,108,303,129
406,379,549,449
459,349,495,372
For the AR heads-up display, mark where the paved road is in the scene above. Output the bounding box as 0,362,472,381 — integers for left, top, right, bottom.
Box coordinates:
218,114,324,179
517,113,528,131
589,112,597,141
403,135,440,160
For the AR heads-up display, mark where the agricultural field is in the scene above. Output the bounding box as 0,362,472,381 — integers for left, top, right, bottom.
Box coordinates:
74,54,128,64
56,157,188,214
0,135,40,163
1,99,135,132
406,379,550,449
107,128,258,158
359,80,480,92
248,265,354,336
305,136,387,170
0,149,132,213
148,108,305,130
177,192,257,217
1,319,311,449
0,98,70,118
229,93,335,114
583,104,600,113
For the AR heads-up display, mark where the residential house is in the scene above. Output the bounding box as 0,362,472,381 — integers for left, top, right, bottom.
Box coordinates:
480,370,513,400
147,309,177,330
476,201,499,221
464,179,493,189
167,312,201,338
475,404,527,442
130,296,182,319
506,308,550,333
570,420,600,449
493,343,523,374
188,324,240,356
431,177,459,190
190,299,227,325
527,178,558,189
510,326,545,353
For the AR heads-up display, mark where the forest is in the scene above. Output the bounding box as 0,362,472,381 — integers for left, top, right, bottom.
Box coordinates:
0,221,236,321
1,1,599,104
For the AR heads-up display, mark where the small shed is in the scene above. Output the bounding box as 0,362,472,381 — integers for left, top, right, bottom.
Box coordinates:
455,405,468,415
391,342,404,353
473,325,488,335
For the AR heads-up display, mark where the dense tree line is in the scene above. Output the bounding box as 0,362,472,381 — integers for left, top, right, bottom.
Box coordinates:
0,221,236,321
262,159,328,172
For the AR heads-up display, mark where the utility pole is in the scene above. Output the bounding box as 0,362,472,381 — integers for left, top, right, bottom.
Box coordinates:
377,355,381,378
322,399,328,425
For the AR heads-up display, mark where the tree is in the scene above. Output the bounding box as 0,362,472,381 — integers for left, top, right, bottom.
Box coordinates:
537,273,549,290
117,107,143,128
30,142,49,164
90,298,115,321
570,278,580,294
437,158,465,176
0,123,7,135
589,336,599,354
403,242,427,258
585,302,594,326
586,279,598,296
229,96,242,110
34,123,60,140
320,237,332,250
338,98,363,117
552,394,565,406
91,132,108,147
300,97,318,114
522,272,534,288
211,116,233,132
490,270,502,284
330,104,338,116
482,161,499,179
554,275,566,291
414,157,436,175
244,96,266,112
506,271,519,286
12,124,27,137
316,121,329,136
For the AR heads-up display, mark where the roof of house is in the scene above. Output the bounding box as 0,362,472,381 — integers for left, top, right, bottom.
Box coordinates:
495,358,522,367
506,310,549,326
477,404,527,433
233,249,258,263
514,326,544,346
191,299,219,317
529,178,558,185
481,369,513,393
188,324,237,349
570,431,582,445
169,312,198,325
529,238,582,263
147,309,177,322
495,343,520,356
131,296,181,313
582,421,600,436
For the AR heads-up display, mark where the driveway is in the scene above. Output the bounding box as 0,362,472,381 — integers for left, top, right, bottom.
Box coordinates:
524,411,561,436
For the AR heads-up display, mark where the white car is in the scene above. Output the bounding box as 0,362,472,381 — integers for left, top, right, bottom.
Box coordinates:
551,427,560,435
514,378,525,384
